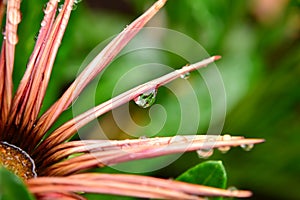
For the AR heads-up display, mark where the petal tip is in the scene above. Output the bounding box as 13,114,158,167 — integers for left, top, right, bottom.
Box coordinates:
155,0,168,10
213,55,222,61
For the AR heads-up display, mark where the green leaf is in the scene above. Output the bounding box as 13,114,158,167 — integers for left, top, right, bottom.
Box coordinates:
0,167,35,200
176,160,227,200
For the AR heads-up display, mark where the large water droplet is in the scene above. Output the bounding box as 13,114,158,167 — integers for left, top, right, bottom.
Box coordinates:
240,143,254,151
134,88,157,108
8,8,22,25
197,148,214,159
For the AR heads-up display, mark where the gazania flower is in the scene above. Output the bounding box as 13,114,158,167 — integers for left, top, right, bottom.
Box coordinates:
0,0,264,199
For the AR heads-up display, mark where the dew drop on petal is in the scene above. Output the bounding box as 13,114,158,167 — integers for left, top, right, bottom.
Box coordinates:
44,2,55,14
8,8,22,25
240,143,254,151
227,186,238,195
129,154,136,159
43,3,47,11
197,148,214,159
67,4,73,11
41,20,47,27
33,32,39,41
7,33,18,45
72,4,77,10
154,142,161,146
180,64,191,79
60,23,67,30
218,134,232,153
218,146,230,154
139,135,148,139
58,4,64,12
2,28,6,40
222,134,232,140
180,72,190,79
134,88,157,108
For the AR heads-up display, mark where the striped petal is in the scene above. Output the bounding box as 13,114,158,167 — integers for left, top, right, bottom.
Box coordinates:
27,173,252,199
31,0,168,151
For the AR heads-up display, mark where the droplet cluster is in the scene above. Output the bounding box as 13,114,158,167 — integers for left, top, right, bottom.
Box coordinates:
4,5,22,44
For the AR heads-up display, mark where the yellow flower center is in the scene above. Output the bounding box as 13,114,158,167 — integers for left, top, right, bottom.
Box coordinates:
0,141,36,180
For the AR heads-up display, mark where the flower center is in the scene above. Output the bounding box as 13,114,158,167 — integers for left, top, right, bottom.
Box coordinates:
0,141,37,180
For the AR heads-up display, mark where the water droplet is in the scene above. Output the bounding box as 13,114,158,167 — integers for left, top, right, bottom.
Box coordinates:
2,29,6,41
139,135,148,139
66,3,73,11
41,20,47,27
134,88,157,108
169,135,187,143
240,144,254,151
43,3,47,11
34,32,39,41
58,4,64,12
180,64,191,79
129,154,136,159
218,146,230,154
222,134,231,140
72,4,77,10
227,186,238,195
154,142,161,146
218,134,232,153
180,72,190,79
8,33,18,45
8,8,22,25
60,23,66,30
123,25,129,31
44,2,55,14
197,148,214,159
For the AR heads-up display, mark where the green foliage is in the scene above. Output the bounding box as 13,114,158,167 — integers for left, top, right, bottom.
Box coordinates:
0,167,35,200
177,160,227,200
176,160,227,188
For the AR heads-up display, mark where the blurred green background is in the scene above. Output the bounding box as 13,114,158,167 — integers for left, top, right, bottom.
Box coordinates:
12,0,300,199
